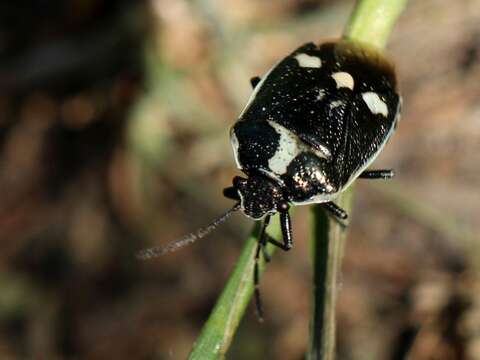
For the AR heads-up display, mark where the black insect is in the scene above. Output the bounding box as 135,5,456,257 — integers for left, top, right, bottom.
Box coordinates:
138,39,401,319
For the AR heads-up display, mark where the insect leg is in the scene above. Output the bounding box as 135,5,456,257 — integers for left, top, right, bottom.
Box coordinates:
250,76,261,88
259,215,271,262
321,202,348,227
359,169,395,179
280,211,293,250
254,211,292,319
254,214,271,321
264,211,293,251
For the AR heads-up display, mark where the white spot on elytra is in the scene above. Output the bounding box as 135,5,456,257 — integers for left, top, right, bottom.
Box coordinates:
230,128,241,169
294,53,322,68
331,72,354,90
362,92,388,117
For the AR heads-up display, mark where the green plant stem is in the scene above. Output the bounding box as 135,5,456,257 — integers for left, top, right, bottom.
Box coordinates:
188,216,283,360
343,0,408,47
308,1,407,359
308,190,353,360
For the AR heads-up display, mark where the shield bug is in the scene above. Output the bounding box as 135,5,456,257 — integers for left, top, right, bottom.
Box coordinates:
138,39,401,318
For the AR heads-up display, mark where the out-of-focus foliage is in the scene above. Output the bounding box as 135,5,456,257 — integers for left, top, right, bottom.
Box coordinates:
0,1,479,359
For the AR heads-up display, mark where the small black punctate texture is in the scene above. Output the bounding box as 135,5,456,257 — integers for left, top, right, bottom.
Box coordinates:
231,39,400,206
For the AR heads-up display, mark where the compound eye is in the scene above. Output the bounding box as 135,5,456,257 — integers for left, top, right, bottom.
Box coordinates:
233,176,247,188
277,201,290,212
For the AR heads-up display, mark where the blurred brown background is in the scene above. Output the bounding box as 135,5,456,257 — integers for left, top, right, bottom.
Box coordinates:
0,1,479,359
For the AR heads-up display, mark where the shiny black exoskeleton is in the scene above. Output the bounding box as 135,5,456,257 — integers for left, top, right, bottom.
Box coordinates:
223,40,400,316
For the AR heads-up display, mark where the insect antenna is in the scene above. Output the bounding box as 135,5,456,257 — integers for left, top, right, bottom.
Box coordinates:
137,203,241,260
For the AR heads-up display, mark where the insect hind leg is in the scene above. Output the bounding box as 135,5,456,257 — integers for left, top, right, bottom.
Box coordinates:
321,201,348,227
359,169,395,179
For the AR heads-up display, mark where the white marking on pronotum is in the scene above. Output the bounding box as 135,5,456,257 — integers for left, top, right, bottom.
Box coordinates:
362,92,389,117
229,128,242,169
267,121,302,175
267,121,330,175
331,72,354,90
294,53,322,68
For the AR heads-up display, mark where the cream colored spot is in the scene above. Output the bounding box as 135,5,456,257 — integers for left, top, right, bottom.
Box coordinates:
267,121,301,175
362,92,388,117
267,121,330,175
294,53,322,68
331,72,354,90
230,128,241,169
